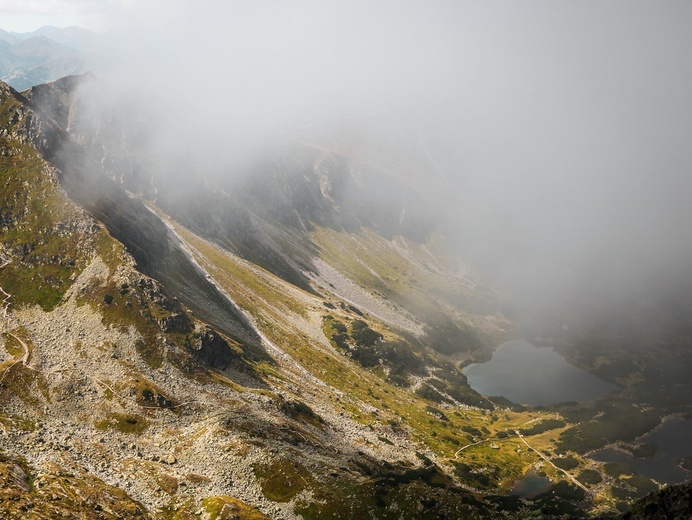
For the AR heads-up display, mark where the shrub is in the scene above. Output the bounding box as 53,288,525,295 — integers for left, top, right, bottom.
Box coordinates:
350,320,382,347
552,456,579,471
578,469,602,486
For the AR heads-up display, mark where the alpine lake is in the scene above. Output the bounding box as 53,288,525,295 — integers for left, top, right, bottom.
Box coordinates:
464,340,692,488
462,340,618,406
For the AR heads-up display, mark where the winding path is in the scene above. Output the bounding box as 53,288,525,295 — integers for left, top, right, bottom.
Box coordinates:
0,252,35,388
515,430,588,492
455,425,588,492
454,437,493,457
0,253,10,320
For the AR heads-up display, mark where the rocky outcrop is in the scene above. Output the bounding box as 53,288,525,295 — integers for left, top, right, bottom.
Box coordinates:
616,481,692,520
3,76,265,350
188,325,238,370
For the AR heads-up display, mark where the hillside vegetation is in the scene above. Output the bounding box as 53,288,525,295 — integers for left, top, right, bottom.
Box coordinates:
0,75,688,518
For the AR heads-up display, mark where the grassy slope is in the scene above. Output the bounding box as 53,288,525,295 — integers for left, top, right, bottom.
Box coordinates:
0,91,95,311
161,213,599,492
161,210,667,516
310,226,511,353
0,88,278,518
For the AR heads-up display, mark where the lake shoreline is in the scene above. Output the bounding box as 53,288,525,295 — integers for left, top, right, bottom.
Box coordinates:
463,339,618,406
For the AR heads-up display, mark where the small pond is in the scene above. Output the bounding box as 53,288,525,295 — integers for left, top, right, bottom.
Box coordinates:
509,470,552,498
590,417,692,485
462,340,618,406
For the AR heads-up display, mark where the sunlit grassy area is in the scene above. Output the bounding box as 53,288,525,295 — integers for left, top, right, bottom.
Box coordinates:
157,213,583,493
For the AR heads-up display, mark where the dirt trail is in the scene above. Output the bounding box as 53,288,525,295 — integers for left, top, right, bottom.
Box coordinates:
515,430,588,492
0,252,37,393
455,438,491,457
0,252,10,320
0,251,35,383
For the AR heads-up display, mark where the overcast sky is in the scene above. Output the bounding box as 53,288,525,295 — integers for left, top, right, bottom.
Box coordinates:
0,0,109,32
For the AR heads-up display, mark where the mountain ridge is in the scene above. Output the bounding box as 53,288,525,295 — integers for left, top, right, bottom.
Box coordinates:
0,26,93,91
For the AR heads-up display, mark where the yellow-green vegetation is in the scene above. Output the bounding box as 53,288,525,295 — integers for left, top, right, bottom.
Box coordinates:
201,496,271,519
94,412,149,434
152,213,567,492
1,332,23,357
518,418,567,436
156,497,198,520
0,85,22,116
311,226,504,342
312,227,411,296
0,360,50,408
323,311,495,408
322,314,428,383
168,221,310,320
0,413,36,432
0,453,147,519
0,139,96,310
253,457,315,502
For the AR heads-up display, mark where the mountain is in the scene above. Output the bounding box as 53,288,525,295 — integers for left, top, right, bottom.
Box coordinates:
0,74,508,519
600,481,692,520
24,25,99,52
0,28,18,46
0,74,689,518
0,27,91,91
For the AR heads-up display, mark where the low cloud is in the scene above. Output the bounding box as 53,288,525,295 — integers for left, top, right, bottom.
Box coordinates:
71,0,692,318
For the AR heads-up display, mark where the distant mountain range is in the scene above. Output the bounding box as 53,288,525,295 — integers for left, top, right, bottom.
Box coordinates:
0,26,97,91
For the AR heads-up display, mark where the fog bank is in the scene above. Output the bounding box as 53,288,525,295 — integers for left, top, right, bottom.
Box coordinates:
83,0,692,317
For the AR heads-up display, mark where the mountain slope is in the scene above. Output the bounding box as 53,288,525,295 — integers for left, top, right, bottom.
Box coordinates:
2,74,685,519
0,34,84,91
0,77,518,519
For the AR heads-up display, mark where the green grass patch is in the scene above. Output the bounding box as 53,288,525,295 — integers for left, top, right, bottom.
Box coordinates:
558,399,660,453
94,413,148,434
0,359,49,407
201,496,270,519
253,457,314,502
1,333,23,357
519,419,566,436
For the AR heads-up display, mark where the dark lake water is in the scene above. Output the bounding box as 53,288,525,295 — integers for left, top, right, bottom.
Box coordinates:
590,417,692,485
462,340,618,406
509,471,552,498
